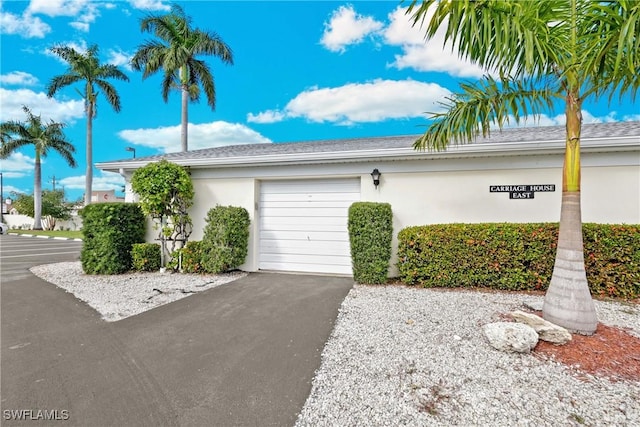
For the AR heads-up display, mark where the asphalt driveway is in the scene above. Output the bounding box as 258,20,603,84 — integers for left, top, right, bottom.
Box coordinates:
1,235,354,426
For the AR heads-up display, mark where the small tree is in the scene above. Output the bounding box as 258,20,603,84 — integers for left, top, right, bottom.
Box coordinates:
12,190,72,230
131,160,194,266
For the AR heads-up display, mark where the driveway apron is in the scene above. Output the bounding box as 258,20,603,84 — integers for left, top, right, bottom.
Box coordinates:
1,239,353,427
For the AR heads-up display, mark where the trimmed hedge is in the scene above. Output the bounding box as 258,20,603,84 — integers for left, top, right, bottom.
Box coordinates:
131,243,161,272
397,223,640,299
201,206,250,273
168,240,205,273
80,203,146,274
348,202,393,284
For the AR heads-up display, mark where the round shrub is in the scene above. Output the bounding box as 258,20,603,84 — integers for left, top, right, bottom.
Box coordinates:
201,206,250,273
80,203,146,274
131,243,161,272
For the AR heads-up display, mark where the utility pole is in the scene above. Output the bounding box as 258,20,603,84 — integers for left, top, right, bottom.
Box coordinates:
50,175,57,191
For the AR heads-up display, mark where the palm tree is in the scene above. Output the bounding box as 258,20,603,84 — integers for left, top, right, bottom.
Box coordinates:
0,106,77,230
47,44,129,206
407,0,639,335
131,3,234,152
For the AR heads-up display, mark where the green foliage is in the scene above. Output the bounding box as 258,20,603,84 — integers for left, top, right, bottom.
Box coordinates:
80,203,146,274
168,240,205,273
201,206,250,274
12,190,72,220
131,160,194,219
131,243,161,272
397,223,640,300
131,160,194,258
583,224,640,300
348,202,393,284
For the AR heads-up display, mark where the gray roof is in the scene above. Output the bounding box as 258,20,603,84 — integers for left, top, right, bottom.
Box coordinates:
102,121,640,166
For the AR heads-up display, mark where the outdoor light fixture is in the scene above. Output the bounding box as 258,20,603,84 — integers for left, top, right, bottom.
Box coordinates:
370,168,381,188
125,146,136,158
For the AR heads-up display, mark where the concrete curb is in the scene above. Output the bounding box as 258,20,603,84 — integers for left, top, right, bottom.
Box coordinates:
7,232,82,242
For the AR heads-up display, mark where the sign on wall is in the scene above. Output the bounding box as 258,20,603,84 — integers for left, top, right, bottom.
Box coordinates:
489,184,556,199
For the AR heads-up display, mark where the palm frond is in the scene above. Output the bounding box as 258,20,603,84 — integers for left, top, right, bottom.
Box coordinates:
407,0,565,78
579,0,640,101
413,76,557,151
95,80,122,112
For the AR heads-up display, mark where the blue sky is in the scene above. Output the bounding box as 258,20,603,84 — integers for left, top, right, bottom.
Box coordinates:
1,0,638,203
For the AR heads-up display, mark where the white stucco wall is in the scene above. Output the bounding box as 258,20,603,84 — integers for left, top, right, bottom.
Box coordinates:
360,163,638,276
189,178,258,271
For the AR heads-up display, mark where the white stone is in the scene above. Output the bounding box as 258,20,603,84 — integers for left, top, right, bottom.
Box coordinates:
510,311,572,345
523,300,544,312
483,322,539,353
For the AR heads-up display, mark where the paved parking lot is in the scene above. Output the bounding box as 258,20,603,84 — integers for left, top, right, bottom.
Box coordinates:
1,233,353,426
1,234,82,282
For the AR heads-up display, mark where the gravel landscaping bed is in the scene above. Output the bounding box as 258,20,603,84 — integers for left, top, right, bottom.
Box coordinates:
296,285,640,427
30,261,246,322
30,262,639,425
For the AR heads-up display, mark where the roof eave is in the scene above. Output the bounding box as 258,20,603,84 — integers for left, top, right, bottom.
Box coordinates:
97,136,639,174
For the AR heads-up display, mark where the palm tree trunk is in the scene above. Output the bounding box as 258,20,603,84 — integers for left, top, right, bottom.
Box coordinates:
84,102,93,206
181,84,188,152
542,96,597,335
33,151,43,230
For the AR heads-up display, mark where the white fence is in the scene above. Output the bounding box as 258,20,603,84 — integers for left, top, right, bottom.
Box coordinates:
2,214,83,231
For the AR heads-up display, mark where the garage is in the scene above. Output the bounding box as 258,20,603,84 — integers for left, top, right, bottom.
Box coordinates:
259,178,361,275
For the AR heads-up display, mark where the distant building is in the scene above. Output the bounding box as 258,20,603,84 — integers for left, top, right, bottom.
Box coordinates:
91,190,125,203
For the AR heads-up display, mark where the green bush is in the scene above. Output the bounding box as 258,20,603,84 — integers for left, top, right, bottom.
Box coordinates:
80,203,146,274
131,243,161,272
201,206,250,273
582,224,640,299
348,202,393,284
168,240,205,273
397,223,640,299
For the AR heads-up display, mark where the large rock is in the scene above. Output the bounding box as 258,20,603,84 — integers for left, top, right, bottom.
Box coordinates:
510,310,572,345
483,322,539,353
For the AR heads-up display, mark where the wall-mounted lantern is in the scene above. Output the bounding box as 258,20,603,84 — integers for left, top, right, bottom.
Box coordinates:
370,168,381,188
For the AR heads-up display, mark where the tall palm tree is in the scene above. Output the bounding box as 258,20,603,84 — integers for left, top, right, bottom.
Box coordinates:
47,44,129,206
131,3,234,152
0,106,77,230
407,0,640,334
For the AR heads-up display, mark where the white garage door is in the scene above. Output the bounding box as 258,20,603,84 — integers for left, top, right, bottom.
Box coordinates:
259,178,360,275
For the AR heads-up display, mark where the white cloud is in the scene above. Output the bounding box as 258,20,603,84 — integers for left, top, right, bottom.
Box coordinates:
26,0,101,32
622,114,640,121
320,5,383,53
118,122,272,153
128,0,170,11
0,10,51,38
0,88,85,123
0,153,36,178
246,110,286,124
27,0,88,17
384,6,485,78
107,48,133,71
70,21,89,32
494,110,621,129
0,71,39,86
3,185,26,195
248,79,451,125
58,171,124,191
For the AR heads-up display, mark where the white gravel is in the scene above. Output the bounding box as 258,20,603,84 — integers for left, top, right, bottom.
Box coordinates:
30,261,246,322
296,286,640,427
30,262,640,425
